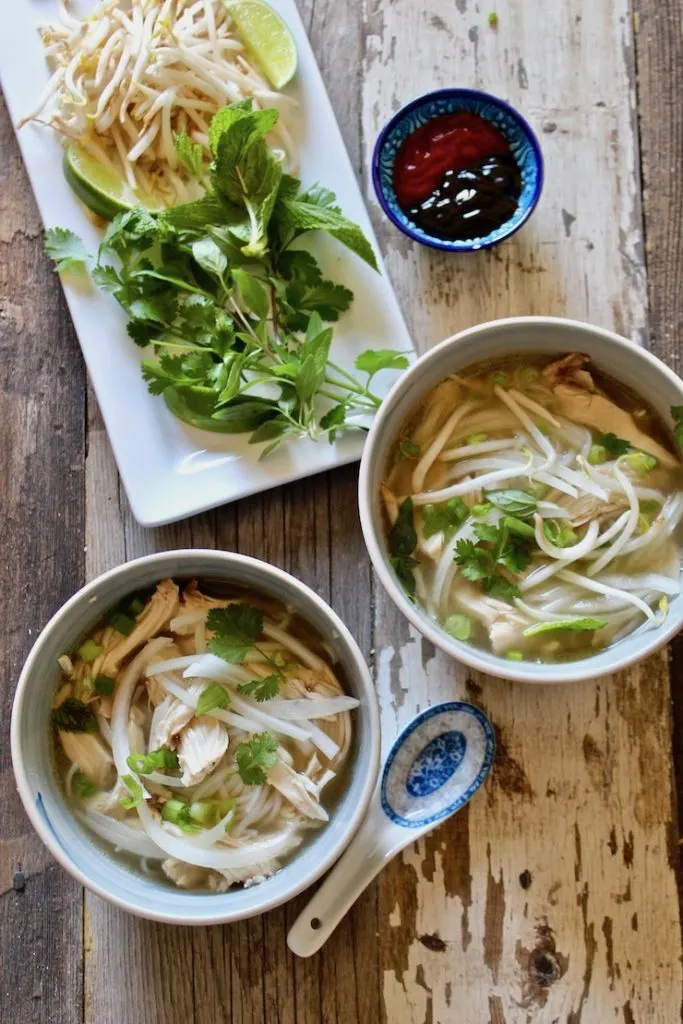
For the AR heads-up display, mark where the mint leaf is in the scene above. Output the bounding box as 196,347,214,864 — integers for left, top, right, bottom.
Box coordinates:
275,192,379,270
174,131,206,179
45,227,89,272
231,268,270,319
485,489,537,517
207,603,263,662
192,237,228,280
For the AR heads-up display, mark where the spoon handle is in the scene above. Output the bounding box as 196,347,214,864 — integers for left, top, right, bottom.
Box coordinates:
287,805,412,957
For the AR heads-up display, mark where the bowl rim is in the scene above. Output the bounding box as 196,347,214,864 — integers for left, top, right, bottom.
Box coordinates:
358,315,683,684
11,548,381,925
371,87,545,252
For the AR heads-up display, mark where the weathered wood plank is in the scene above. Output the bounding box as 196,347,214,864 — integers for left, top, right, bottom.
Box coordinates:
0,95,85,1024
362,1,682,1021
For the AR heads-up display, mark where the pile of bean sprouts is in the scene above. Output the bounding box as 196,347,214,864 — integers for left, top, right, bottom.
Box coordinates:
20,0,297,205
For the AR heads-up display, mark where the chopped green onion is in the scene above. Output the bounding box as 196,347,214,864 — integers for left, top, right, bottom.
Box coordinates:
659,596,669,619
444,614,472,641
127,747,179,775
504,516,536,538
93,674,115,696
623,450,658,474
587,444,608,466
466,432,488,444
73,771,98,798
107,611,135,636
196,683,230,716
505,650,524,661
161,798,199,833
127,595,146,616
543,519,578,548
472,502,493,517
490,371,508,387
518,366,539,388
188,797,237,829
120,774,144,810
77,639,103,663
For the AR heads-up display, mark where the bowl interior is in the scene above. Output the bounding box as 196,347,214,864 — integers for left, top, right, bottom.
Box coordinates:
12,551,378,923
373,90,543,251
361,318,683,683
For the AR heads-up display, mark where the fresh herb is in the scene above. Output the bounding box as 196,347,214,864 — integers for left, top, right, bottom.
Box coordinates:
472,502,493,517
44,227,89,273
523,617,606,637
207,603,263,662
671,406,683,446
93,674,115,696
128,595,146,616
485,489,537,517
77,639,103,663
236,731,279,785
454,520,534,602
107,611,135,636
237,673,281,702
490,371,508,387
422,497,469,539
543,519,578,548
46,101,407,453
126,747,179,774
623,450,658,474
595,432,631,458
394,437,421,462
73,772,98,798
444,614,472,641
503,515,535,539
52,698,98,733
174,130,207,181
196,682,231,716
387,497,419,596
120,774,144,809
161,798,200,833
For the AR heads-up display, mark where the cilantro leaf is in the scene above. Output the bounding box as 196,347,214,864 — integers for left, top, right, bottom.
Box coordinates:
455,520,534,603
44,227,90,272
595,433,631,458
52,698,97,733
355,350,410,377
196,683,230,716
237,674,281,702
235,732,279,785
120,774,144,809
394,438,421,462
207,603,263,662
388,497,419,595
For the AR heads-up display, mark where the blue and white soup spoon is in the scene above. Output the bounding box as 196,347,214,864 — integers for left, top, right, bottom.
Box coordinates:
287,701,495,957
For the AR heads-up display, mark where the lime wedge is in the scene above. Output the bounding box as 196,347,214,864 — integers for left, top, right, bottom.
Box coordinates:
63,144,164,220
226,0,297,90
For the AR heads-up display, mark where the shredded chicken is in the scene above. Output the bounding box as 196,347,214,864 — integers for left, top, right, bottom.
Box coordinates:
100,579,180,677
59,731,116,789
542,352,596,391
454,584,528,655
268,760,329,822
178,716,229,787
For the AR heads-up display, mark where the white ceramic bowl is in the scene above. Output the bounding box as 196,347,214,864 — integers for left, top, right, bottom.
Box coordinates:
11,550,380,924
359,316,683,684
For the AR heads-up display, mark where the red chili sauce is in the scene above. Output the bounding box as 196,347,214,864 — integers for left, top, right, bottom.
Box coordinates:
392,112,522,241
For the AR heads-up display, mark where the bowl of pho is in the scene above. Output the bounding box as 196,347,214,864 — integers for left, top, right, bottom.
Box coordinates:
11,550,379,924
359,316,683,683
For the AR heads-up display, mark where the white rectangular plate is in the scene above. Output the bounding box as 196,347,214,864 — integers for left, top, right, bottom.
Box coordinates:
0,1,413,526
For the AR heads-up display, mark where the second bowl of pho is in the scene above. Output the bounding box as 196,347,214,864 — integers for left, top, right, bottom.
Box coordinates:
359,317,683,683
11,550,380,924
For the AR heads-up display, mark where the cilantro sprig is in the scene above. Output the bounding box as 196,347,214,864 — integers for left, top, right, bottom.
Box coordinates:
387,498,419,596
235,732,279,786
45,100,408,454
455,520,534,602
207,603,284,700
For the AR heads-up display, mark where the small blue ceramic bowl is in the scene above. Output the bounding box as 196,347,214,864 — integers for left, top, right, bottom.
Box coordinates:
372,88,544,252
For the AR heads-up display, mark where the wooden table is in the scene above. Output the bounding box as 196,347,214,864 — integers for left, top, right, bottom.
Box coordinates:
2,1,682,1021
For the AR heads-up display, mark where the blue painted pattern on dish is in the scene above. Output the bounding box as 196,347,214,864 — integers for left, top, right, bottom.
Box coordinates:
372,89,544,252
380,701,495,828
405,730,467,797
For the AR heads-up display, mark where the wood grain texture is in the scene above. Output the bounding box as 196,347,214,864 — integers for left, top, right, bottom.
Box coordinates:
0,94,85,1023
363,1,682,1021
